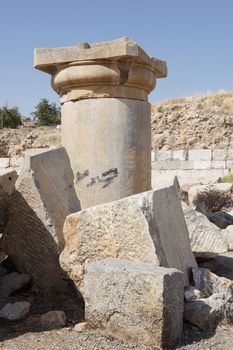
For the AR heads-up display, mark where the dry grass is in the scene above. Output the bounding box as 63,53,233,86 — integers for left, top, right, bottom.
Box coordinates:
218,172,233,183
203,91,233,114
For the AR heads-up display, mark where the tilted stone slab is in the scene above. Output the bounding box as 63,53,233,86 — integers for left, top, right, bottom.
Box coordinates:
182,203,229,258
1,148,80,285
84,259,184,349
60,184,197,292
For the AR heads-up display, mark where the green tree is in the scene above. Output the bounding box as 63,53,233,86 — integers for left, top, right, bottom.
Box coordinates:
31,98,61,126
0,105,23,129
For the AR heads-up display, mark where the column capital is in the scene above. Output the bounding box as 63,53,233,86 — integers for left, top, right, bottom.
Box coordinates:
34,37,167,103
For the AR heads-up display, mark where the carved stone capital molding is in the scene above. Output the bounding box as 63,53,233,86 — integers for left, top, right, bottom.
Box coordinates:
35,37,167,103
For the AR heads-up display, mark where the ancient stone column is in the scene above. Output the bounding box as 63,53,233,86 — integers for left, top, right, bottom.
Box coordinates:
34,38,167,208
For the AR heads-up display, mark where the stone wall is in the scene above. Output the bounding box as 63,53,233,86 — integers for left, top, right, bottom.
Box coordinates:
151,148,233,187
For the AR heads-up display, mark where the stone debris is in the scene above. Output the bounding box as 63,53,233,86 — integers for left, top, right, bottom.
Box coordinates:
184,286,203,302
0,272,30,297
192,267,233,298
84,258,184,349
60,184,196,293
0,301,30,320
184,293,228,331
182,202,229,257
40,310,66,329
73,322,88,332
1,147,80,287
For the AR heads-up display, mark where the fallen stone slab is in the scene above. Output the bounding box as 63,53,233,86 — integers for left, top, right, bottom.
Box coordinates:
1,148,80,286
182,203,229,258
84,259,184,349
60,184,196,292
0,301,30,320
0,272,30,297
41,310,66,329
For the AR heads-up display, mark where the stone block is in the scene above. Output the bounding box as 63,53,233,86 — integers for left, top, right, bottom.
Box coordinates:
227,149,233,160
226,161,233,169
189,149,212,161
0,158,10,168
182,203,228,258
172,150,186,161
213,149,227,161
1,148,80,285
0,170,18,195
60,184,197,293
84,259,184,349
151,160,193,170
211,161,226,169
154,150,172,161
193,161,211,170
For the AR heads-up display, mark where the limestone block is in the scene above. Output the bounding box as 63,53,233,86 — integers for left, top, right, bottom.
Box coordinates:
227,149,233,160
0,158,10,168
0,170,18,195
1,148,80,284
188,149,212,161
193,161,211,170
154,150,171,161
222,225,233,251
60,184,197,292
182,204,229,258
84,259,184,349
172,150,186,161
226,160,233,169
151,160,193,170
213,149,227,161
211,161,226,169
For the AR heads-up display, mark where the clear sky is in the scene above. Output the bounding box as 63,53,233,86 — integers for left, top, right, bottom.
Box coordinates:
0,0,232,117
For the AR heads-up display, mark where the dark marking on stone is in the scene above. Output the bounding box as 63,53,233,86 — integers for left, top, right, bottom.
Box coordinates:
86,168,118,188
118,62,129,85
76,170,89,183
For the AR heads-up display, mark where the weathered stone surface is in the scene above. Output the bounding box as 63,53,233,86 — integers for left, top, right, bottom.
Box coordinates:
182,203,229,257
40,310,66,329
189,149,212,161
0,170,18,195
84,259,184,349
192,267,233,298
0,272,30,297
60,185,196,292
222,225,233,251
1,148,80,284
0,301,30,320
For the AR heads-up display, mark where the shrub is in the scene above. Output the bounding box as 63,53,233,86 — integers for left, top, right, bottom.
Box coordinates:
217,173,233,184
193,186,233,212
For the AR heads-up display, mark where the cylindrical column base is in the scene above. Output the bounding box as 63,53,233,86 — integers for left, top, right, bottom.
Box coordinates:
62,98,151,209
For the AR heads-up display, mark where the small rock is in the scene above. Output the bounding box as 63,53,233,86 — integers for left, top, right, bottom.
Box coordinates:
208,211,233,229
0,301,30,320
0,272,30,297
74,322,87,332
41,310,66,329
184,286,203,302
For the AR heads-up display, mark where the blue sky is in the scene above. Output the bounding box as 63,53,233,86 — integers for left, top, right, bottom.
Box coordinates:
0,0,232,116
